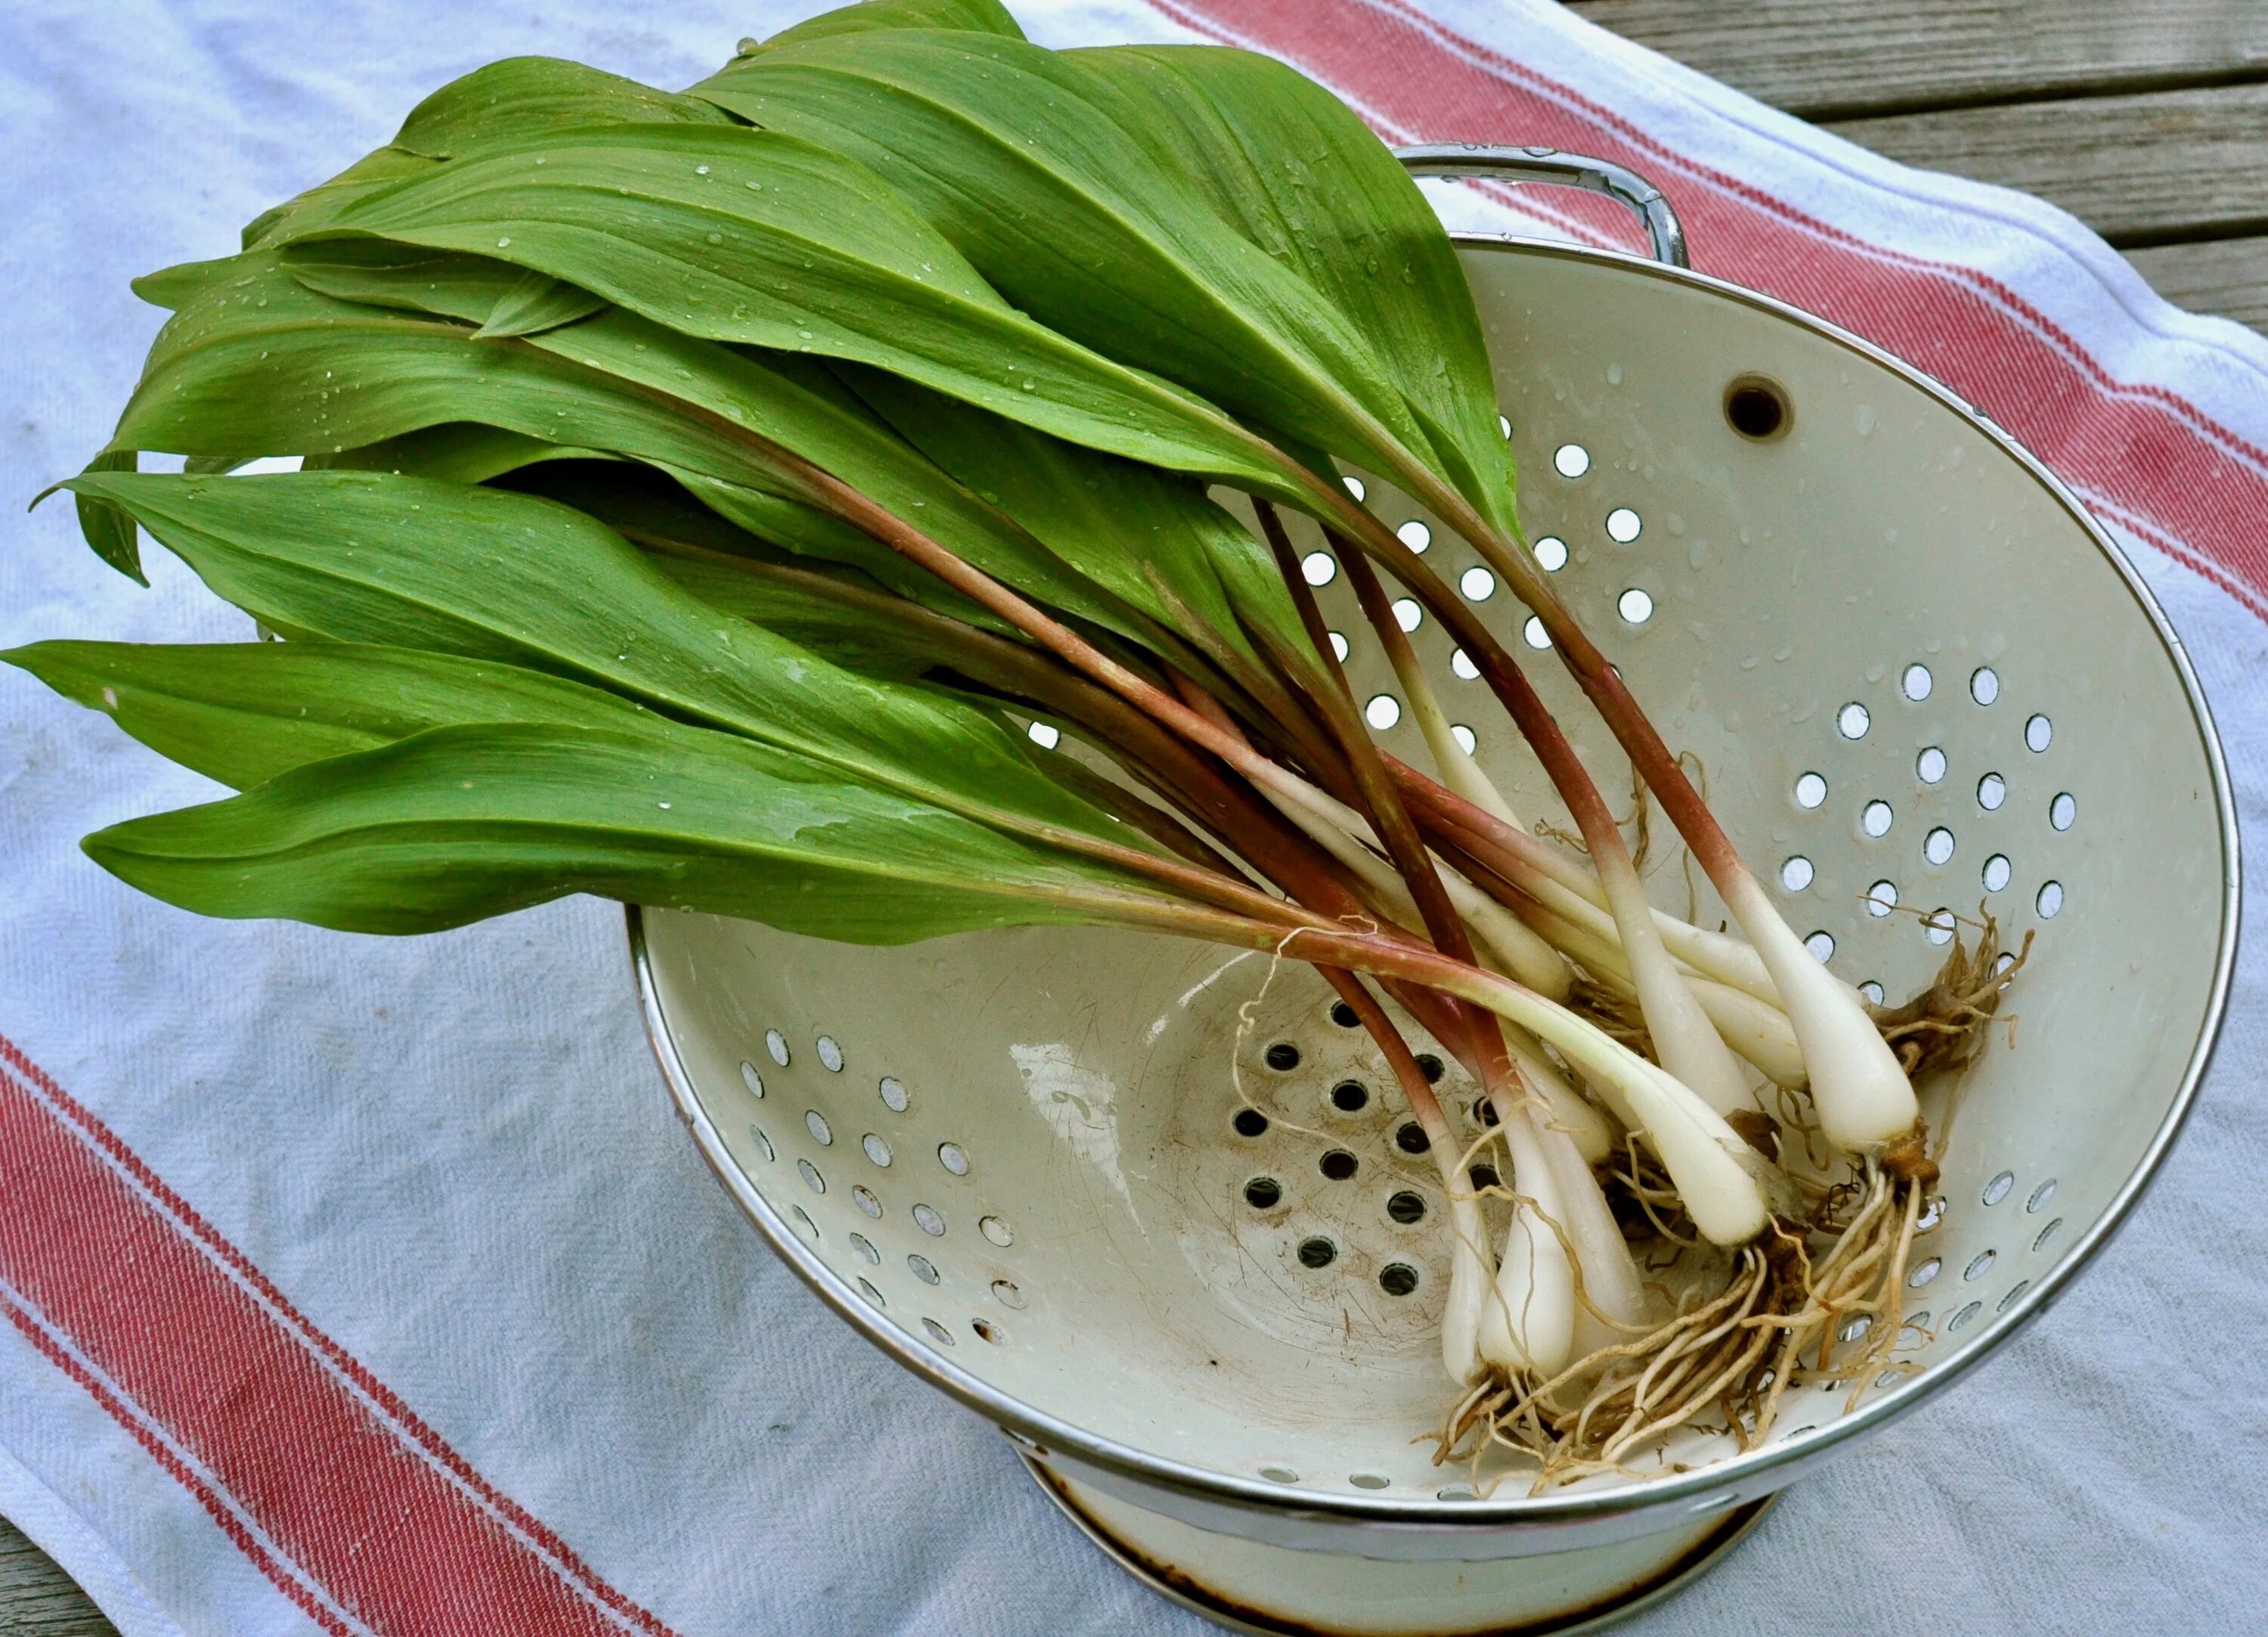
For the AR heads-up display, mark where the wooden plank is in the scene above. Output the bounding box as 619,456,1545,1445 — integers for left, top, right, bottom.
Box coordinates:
0,1521,114,1637
1565,0,2268,120
2125,236,2268,332
1823,83,2268,247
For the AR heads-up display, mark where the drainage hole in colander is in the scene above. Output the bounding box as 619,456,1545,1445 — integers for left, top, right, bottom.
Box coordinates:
1866,880,1898,917
880,1076,909,1112
1804,931,1835,963
1343,476,1365,501
1606,509,1642,544
1379,1263,1420,1297
1924,908,1956,946
1264,1041,1301,1071
1965,1249,1997,1282
922,1318,955,1347
1390,599,1424,634
973,1319,1006,1345
1395,1121,1430,1155
1984,854,2012,892
853,1186,881,1218
1908,1257,1941,1288
790,1205,819,1242
1983,1170,2015,1207
1232,1108,1270,1137
1978,771,2006,811
1470,1163,1501,1192
1470,1097,1500,1128
1499,414,1513,439
1244,1177,1284,1210
1947,1301,1981,1333
1780,855,1814,892
938,1142,970,1177
1331,1080,1370,1112
1916,1194,1947,1231
1901,1311,1930,1339
805,1111,832,1146
1861,800,1893,838
1724,377,1792,440
1523,615,1551,650
2027,712,2053,752
1917,746,1948,784
1452,648,1480,680
1838,1314,1871,1343
1297,1236,1338,1269
739,1062,765,1099
1553,442,1590,478
1259,1465,1300,1485
1794,771,1828,809
2034,1217,2063,1252
1460,566,1495,600
912,1203,946,1236
765,1029,790,1067
749,1124,775,1163
798,1160,825,1195
1387,1190,1427,1224
1924,826,1955,866
850,1232,880,1265
1329,631,1350,662
1533,535,1569,572
816,1034,843,1072
1300,549,1337,587
1417,1053,1445,1084
857,1278,884,1307
1901,663,1933,702
1997,1281,2030,1313
1437,1485,1477,1502
1365,693,1402,730
980,1214,1015,1247
1396,521,1432,556
2036,881,2065,919
1330,1000,1361,1028
1349,1472,1393,1490
2027,1180,2056,1214
1452,724,1477,755
1971,666,2000,705
1839,702,1870,739
861,1133,891,1167
1857,980,1885,1004
2050,792,2076,831
1319,1150,1359,1181
990,1279,1025,1309
1617,587,1653,624
908,1254,940,1286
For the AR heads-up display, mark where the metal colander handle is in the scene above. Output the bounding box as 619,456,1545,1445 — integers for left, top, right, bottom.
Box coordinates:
1393,144,1689,268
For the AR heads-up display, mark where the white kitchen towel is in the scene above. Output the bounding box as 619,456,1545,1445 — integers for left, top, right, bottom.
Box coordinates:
1,2,2262,1634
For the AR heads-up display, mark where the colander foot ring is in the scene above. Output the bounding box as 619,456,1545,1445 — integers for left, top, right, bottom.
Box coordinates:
1024,1454,1777,1637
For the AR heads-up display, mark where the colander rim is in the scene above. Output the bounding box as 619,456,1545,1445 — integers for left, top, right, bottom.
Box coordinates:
629,230,2241,1530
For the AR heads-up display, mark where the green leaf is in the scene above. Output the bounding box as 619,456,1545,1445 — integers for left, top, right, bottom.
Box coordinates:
2,638,657,789
60,470,1130,852
696,31,1446,491
84,722,1169,939
65,449,146,582
311,424,615,485
746,0,1022,54
1071,44,1517,534
265,121,1292,493
392,57,734,159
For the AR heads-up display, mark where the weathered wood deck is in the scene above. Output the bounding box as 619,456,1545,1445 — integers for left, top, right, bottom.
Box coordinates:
5,4,2255,1629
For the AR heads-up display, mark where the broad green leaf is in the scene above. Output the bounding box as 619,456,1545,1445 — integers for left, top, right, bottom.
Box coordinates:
61,470,1132,854
311,424,615,485
477,268,607,337
243,57,733,250
85,723,1173,940
696,32,1447,494
748,0,1021,54
69,449,145,582
3,639,658,789
265,121,1292,493
1073,44,1517,535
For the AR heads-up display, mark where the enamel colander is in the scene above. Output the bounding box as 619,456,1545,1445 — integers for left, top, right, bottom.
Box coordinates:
628,151,2238,1635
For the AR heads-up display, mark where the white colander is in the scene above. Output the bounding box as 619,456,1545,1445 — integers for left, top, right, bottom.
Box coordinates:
628,151,2238,1635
